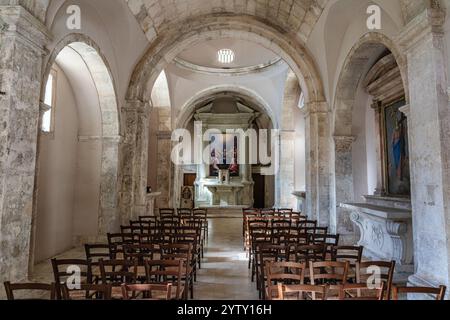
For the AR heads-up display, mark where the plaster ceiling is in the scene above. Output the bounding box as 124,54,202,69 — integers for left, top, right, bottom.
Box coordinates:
177,39,280,69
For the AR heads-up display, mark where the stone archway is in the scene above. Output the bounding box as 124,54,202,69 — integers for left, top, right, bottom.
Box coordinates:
30,34,121,269
121,15,330,224
171,85,278,209
331,32,408,243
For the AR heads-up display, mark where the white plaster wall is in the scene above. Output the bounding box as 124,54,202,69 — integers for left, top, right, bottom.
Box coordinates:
307,0,404,105
72,139,102,238
35,64,78,262
352,86,371,201
165,62,289,129
45,0,149,108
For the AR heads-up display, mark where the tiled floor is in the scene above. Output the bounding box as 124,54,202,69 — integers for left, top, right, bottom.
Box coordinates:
2,216,258,300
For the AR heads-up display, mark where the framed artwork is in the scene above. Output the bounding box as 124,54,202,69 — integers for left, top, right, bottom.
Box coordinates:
209,134,239,177
382,100,411,196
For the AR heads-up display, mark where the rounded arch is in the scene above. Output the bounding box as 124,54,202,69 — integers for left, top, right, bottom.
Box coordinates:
333,32,408,136
126,15,326,106
35,33,121,243
175,85,278,130
42,33,120,136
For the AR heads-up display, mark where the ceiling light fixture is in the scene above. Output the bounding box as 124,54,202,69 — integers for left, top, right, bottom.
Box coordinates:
217,49,235,64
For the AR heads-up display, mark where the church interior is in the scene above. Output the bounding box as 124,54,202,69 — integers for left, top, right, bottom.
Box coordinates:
0,0,450,301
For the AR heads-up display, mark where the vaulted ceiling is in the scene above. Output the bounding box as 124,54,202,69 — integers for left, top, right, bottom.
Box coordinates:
125,0,328,43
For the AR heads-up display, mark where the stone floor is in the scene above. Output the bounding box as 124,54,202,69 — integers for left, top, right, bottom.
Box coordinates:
1,216,258,300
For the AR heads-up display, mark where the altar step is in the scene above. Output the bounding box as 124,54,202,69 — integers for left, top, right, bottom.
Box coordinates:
200,206,245,218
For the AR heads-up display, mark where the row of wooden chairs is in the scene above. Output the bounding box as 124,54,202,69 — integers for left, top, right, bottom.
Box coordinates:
49,243,195,300
263,260,448,300
158,208,209,240
3,282,174,301
263,260,395,300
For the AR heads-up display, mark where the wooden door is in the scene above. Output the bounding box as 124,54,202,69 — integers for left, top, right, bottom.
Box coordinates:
252,174,265,209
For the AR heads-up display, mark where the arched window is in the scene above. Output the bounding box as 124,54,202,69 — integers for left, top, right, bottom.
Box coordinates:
42,69,57,133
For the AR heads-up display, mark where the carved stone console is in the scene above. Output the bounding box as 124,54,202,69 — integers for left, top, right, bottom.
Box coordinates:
342,196,413,282
145,192,162,217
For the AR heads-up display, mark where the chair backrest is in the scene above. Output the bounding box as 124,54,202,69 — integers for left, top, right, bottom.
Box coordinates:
159,208,175,218
61,283,112,300
294,244,326,263
392,285,447,301
193,208,207,219
356,260,395,299
277,283,328,300
51,258,93,299
123,244,159,264
310,261,349,285
145,259,184,299
338,283,386,300
4,282,56,300
265,261,306,300
85,244,114,263
98,259,138,285
177,208,192,218
121,283,173,300
332,246,363,265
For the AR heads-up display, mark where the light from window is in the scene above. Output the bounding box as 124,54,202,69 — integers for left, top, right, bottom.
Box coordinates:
217,49,235,64
42,73,54,132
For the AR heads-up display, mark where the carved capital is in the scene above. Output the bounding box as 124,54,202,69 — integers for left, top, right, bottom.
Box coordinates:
399,104,411,118
0,6,51,54
303,101,329,117
334,135,356,152
397,8,446,52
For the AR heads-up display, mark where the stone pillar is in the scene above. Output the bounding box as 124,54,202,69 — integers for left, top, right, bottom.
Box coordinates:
278,130,296,208
0,6,49,282
304,101,332,227
371,100,387,196
333,135,357,244
119,100,151,224
398,8,450,290
98,136,121,234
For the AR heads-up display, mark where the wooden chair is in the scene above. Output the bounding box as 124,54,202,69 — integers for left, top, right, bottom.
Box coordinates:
256,244,288,299
160,208,176,219
123,243,160,281
276,283,328,300
265,261,306,300
338,283,385,300
121,283,173,300
145,260,184,300
98,259,138,299
177,208,192,219
294,244,326,264
51,259,93,299
332,246,363,280
61,283,112,300
310,261,349,298
85,244,114,283
193,208,208,241
4,282,56,300
356,261,395,299
392,285,447,300
160,243,194,299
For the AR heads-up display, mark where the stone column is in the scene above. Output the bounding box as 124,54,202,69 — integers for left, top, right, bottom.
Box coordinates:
398,8,450,290
304,101,332,226
98,135,121,234
278,130,296,208
0,6,49,282
333,135,357,244
371,100,387,196
119,100,151,224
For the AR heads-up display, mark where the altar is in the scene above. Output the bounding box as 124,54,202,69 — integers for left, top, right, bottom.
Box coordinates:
205,182,244,206
193,99,258,207
342,195,414,282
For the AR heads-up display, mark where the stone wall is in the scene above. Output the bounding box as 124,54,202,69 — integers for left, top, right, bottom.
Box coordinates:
0,6,49,282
